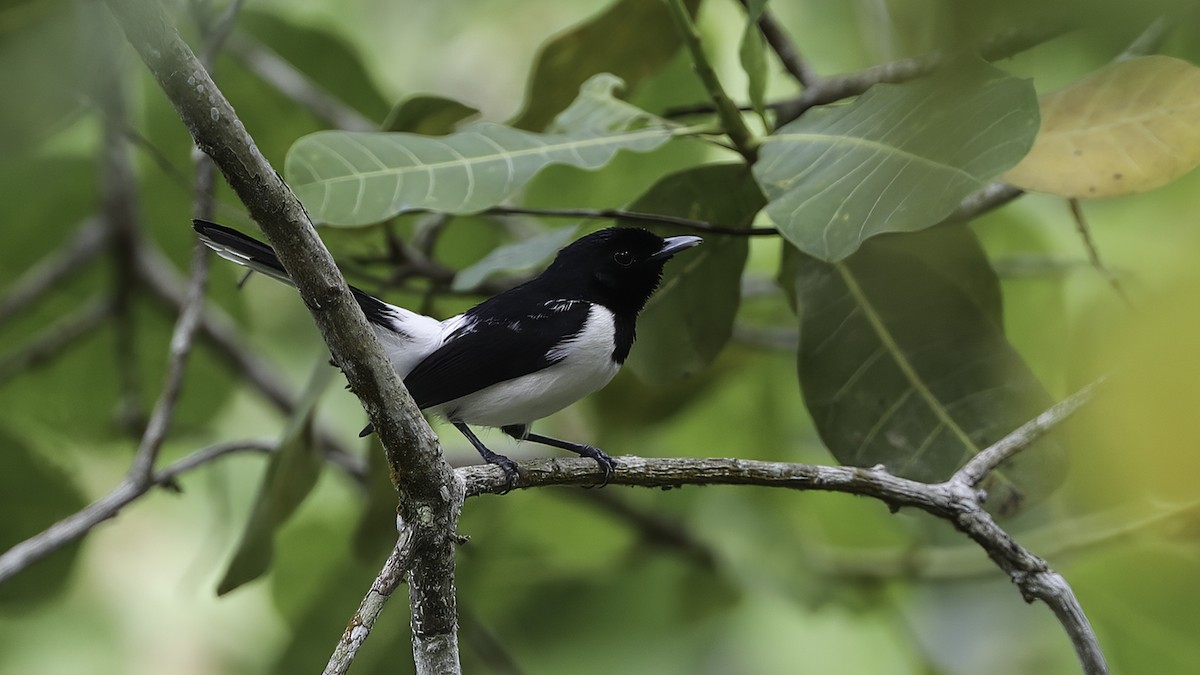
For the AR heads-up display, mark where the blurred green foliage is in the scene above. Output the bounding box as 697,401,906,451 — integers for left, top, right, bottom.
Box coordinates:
1,1,1199,675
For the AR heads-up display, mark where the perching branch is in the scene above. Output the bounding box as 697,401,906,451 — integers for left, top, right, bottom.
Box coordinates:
457,388,1109,675
102,3,463,673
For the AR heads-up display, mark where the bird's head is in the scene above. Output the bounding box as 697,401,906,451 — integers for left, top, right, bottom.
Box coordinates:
544,227,703,315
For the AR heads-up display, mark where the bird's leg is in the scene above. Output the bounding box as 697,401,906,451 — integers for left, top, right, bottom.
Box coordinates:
501,425,616,486
454,421,519,490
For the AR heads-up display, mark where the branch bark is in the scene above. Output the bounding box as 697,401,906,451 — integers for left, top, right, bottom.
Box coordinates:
102,2,463,672
324,526,418,675
460,454,1105,674
0,439,273,584
772,25,1067,126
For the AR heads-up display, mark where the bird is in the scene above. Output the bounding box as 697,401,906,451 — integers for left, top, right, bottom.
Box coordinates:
193,219,702,486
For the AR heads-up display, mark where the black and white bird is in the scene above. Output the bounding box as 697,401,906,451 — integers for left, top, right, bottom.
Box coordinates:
193,220,701,485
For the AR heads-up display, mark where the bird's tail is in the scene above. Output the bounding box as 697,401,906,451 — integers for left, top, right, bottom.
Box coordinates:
193,219,294,286
192,220,404,329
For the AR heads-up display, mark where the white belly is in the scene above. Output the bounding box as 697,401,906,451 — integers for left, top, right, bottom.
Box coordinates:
429,304,621,427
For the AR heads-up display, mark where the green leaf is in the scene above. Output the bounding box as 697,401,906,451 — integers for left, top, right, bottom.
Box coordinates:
511,0,702,131
216,358,335,595
738,0,769,127
452,225,578,292
0,427,87,607
381,94,479,134
550,73,663,135
781,227,1066,517
286,75,675,226
622,164,764,382
754,59,1039,262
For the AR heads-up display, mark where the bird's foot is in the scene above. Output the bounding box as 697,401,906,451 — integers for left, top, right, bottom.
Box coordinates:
482,451,521,494
575,446,616,488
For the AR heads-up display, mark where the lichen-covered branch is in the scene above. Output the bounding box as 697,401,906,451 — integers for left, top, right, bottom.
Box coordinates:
459,448,1107,674
101,2,462,672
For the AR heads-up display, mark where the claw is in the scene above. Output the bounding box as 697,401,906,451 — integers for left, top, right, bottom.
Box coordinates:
489,454,521,494
576,445,616,488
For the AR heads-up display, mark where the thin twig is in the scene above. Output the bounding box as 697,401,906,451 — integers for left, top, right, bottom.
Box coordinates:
460,606,527,675
0,218,107,329
811,499,1200,581
0,297,113,384
192,0,246,65
128,240,211,482
953,381,1100,489
124,127,250,224
323,526,417,675
132,241,368,484
666,0,757,159
1067,200,1134,307
772,25,1067,126
0,439,274,585
1116,16,1172,62
224,32,376,132
744,2,817,87
944,182,1024,223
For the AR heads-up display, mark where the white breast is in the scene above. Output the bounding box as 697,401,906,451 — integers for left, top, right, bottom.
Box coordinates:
429,304,621,427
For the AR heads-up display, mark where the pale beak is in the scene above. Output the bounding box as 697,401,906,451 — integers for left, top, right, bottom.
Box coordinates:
652,235,703,261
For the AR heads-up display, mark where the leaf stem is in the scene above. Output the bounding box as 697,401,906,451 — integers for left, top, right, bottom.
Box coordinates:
665,0,758,161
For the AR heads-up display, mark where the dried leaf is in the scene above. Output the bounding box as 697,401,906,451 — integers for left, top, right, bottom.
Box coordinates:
1004,55,1200,198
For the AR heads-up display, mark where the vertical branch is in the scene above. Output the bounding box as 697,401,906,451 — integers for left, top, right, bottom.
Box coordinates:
665,0,758,160
101,3,463,673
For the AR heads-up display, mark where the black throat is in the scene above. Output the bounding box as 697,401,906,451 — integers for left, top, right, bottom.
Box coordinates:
611,313,636,364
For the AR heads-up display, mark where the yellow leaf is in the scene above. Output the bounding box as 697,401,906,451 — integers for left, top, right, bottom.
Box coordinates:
1003,55,1200,198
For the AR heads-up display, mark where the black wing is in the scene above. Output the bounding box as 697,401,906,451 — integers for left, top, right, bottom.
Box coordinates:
404,300,593,410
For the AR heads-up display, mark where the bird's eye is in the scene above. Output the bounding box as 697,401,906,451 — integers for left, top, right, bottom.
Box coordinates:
613,251,633,266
